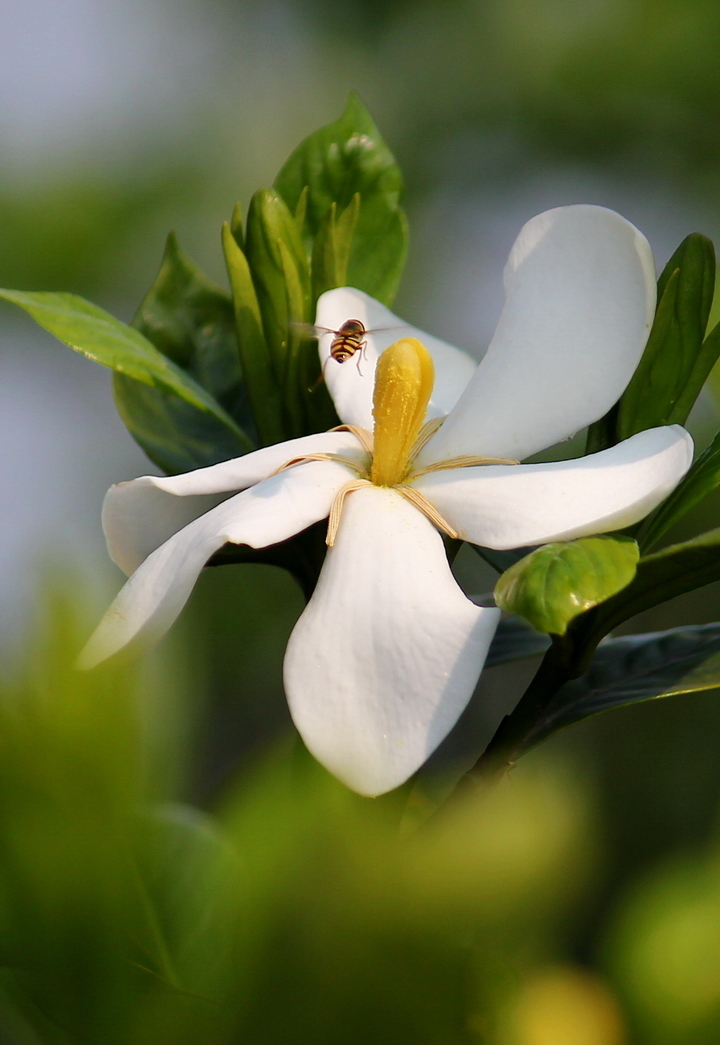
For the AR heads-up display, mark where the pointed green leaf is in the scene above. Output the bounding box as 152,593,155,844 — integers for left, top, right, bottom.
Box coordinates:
495,536,640,635
132,233,239,384
311,195,360,302
244,188,311,376
0,287,248,440
112,233,255,471
277,237,312,436
113,379,252,474
672,317,720,425
483,616,551,668
617,233,716,439
520,623,720,751
637,428,720,551
230,201,244,249
345,199,407,306
222,223,285,446
274,93,407,305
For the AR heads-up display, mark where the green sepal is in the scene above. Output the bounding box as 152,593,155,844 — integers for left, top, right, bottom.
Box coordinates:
616,233,716,439
311,195,360,302
243,188,311,378
230,202,244,249
0,288,247,440
293,185,309,235
277,237,312,436
274,93,407,306
494,535,640,635
520,623,720,752
637,428,720,551
222,223,285,447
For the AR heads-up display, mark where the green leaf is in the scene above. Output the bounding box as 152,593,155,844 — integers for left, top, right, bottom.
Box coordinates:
484,616,551,668
470,543,537,573
520,623,720,751
244,188,311,378
616,233,716,439
222,223,285,446
494,536,640,635
113,233,255,472
132,233,243,403
0,287,247,440
311,195,360,302
113,378,251,474
637,428,720,551
274,93,407,305
572,527,720,648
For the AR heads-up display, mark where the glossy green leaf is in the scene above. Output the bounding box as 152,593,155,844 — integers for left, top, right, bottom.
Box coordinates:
113,380,251,474
520,623,720,751
572,527,720,649
637,428,720,551
483,616,551,668
274,93,407,305
113,234,255,472
131,233,242,400
617,233,715,439
244,188,311,377
495,536,640,635
222,223,285,446
0,287,247,440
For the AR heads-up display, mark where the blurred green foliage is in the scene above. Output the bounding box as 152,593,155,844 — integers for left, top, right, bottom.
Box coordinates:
4,590,720,1043
0,593,599,1044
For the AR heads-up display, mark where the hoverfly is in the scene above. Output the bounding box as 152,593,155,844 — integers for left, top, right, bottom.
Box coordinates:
293,319,402,389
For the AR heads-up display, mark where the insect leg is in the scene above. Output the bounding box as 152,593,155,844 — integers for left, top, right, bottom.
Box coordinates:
355,339,368,377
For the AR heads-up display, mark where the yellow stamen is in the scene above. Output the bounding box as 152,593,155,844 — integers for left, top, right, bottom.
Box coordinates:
370,338,435,487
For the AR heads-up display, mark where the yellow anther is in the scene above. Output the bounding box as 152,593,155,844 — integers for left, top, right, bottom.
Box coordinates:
370,338,435,487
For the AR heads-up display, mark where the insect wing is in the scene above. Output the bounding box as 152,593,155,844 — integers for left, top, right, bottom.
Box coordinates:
290,321,340,338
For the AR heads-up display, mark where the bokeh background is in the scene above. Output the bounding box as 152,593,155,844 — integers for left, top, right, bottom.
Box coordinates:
5,1,720,1040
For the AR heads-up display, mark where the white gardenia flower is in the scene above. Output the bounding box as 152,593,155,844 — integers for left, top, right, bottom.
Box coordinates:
81,205,693,797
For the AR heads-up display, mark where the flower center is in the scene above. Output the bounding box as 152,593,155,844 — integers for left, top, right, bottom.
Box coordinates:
370,338,435,487
271,337,520,547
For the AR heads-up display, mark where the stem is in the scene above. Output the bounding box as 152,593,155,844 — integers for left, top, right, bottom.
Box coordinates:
460,635,579,789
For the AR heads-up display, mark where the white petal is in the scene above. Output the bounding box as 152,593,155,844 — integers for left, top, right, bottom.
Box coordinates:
103,431,367,575
414,426,693,550
420,205,656,465
284,486,500,796
80,460,354,669
316,287,476,428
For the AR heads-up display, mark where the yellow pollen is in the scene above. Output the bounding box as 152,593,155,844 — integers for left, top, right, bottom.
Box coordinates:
370,338,435,487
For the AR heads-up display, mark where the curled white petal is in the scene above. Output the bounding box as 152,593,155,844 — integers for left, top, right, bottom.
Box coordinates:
103,431,367,575
284,486,500,796
80,460,355,669
414,426,693,550
421,205,656,465
316,287,476,428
